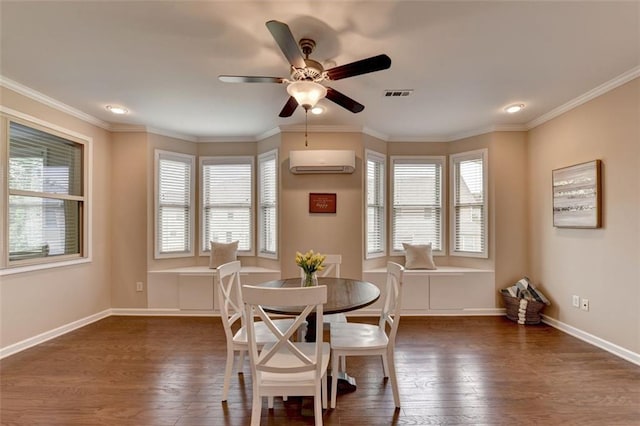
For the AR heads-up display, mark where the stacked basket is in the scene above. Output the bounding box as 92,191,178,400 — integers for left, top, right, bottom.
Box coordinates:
500,277,550,325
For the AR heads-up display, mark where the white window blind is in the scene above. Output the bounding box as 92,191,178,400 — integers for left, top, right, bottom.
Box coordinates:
258,150,278,258
391,156,445,253
450,149,488,257
8,121,85,263
201,157,253,253
155,150,195,258
365,150,386,258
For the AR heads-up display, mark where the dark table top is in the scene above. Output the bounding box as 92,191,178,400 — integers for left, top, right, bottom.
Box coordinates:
257,277,381,316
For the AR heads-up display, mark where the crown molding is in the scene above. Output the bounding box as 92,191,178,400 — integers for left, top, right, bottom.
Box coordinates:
527,65,640,130
279,124,365,133
0,76,111,130
147,127,197,142
3,65,638,142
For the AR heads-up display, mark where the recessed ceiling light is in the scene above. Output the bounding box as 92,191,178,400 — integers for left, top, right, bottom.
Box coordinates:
310,106,324,115
106,105,128,114
504,104,525,114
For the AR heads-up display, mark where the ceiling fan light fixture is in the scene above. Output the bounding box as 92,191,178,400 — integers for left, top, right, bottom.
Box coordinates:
287,81,327,110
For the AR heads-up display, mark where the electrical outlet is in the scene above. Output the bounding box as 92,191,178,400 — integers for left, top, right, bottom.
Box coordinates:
572,295,580,308
136,281,144,292
581,298,589,311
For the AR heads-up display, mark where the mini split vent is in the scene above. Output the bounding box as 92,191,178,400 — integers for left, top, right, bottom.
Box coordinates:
384,89,413,97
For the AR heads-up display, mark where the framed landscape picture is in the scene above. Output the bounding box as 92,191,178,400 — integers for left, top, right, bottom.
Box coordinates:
552,160,602,228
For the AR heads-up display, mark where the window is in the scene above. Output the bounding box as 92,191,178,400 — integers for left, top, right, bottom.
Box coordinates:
450,149,488,258
258,150,278,258
365,150,386,258
3,118,89,270
390,156,445,254
154,150,195,258
201,156,254,255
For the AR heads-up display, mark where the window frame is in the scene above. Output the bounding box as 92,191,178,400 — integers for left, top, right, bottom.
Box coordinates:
449,148,488,258
199,155,255,257
154,149,196,259
365,149,386,259
257,149,278,259
1,109,92,275
390,155,446,256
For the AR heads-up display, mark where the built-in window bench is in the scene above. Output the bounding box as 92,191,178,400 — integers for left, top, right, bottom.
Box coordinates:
361,266,496,315
147,266,280,312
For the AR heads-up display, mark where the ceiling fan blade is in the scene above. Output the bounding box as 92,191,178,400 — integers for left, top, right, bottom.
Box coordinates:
326,87,365,113
219,75,285,84
326,54,391,81
279,96,299,117
266,20,306,69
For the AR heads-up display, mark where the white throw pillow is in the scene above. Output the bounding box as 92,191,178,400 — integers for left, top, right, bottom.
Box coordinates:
402,243,437,270
209,240,239,268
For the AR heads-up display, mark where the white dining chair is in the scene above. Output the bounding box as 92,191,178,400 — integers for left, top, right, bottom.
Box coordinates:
329,261,404,409
217,260,297,402
299,254,347,326
243,284,329,426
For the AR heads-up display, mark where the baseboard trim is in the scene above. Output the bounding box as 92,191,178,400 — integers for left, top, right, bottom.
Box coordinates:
110,308,217,317
542,314,640,367
0,309,111,360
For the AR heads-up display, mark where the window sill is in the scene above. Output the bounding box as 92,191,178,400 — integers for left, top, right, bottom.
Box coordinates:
0,257,91,276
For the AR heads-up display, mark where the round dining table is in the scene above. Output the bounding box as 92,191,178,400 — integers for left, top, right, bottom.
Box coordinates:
257,276,381,395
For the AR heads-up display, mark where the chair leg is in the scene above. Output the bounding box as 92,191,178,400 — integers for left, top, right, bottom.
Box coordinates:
341,355,346,372
322,373,328,409
236,349,245,374
251,394,262,426
330,352,339,409
268,396,274,409
222,347,234,401
387,349,400,408
314,385,323,426
381,353,389,378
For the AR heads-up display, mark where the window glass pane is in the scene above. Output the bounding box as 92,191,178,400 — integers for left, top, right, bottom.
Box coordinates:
9,195,80,260
202,159,253,252
8,121,85,264
157,153,193,256
392,159,442,252
258,153,277,256
451,151,487,256
9,122,82,196
366,153,385,256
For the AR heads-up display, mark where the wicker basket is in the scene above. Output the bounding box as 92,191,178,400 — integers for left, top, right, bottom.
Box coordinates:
502,293,546,325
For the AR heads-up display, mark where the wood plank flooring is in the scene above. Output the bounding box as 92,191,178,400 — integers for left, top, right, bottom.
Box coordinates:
1,316,639,425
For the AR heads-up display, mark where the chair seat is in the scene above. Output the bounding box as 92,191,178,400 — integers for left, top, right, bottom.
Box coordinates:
330,322,389,350
233,318,297,345
258,342,330,384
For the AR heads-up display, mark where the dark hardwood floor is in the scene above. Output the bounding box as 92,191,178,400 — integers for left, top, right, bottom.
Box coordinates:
1,316,639,425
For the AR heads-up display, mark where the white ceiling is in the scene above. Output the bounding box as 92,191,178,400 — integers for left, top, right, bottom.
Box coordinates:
1,1,639,141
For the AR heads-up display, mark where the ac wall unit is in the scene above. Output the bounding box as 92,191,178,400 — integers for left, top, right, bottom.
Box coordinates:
289,150,356,174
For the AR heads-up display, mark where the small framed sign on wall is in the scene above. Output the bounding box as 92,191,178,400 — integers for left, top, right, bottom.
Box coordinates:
309,193,336,213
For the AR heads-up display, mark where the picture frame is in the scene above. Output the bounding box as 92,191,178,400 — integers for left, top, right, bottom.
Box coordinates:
552,160,602,228
309,193,336,213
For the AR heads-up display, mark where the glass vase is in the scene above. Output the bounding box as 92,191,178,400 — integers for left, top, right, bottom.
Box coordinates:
302,272,318,287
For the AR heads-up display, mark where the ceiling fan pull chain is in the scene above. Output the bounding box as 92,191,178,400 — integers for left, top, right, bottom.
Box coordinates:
305,109,309,147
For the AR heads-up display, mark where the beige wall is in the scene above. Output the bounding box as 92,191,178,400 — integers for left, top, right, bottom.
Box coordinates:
2,77,637,357
280,132,364,279
527,78,640,353
0,88,112,347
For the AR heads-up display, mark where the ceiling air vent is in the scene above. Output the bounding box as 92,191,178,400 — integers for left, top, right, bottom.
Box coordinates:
384,89,413,97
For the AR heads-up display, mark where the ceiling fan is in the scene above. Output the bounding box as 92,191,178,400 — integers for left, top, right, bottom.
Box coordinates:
219,20,392,117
